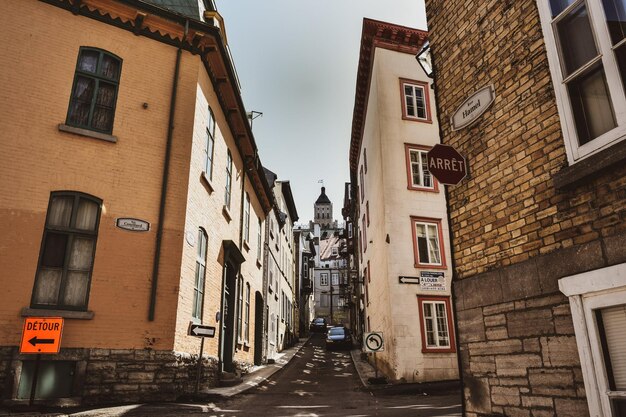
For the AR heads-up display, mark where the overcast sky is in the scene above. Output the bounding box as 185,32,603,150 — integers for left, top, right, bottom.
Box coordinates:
215,0,427,223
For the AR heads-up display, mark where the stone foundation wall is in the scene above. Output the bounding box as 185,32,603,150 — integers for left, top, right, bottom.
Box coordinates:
0,347,227,405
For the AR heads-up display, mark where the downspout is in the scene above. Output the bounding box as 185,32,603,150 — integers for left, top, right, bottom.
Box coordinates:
149,20,188,321
428,46,466,415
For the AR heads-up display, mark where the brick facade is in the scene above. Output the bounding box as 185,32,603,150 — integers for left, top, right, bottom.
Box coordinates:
424,0,626,415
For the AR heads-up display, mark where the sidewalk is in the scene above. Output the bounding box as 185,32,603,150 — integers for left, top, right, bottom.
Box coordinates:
202,337,308,399
0,339,309,416
349,348,460,396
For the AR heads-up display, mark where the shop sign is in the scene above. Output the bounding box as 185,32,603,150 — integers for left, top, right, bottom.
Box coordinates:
420,271,446,291
116,218,150,232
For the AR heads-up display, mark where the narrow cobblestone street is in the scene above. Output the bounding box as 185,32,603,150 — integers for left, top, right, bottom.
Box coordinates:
67,334,461,417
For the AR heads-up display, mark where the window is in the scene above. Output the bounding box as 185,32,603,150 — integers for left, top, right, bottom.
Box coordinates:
244,193,250,243
536,0,626,161
401,79,431,122
192,228,208,320
225,150,233,209
359,165,365,203
320,273,329,286
560,264,626,417
244,283,250,343
405,144,437,191
332,273,339,286
364,148,368,173
320,293,329,307
366,201,370,226
31,192,101,310
411,217,445,268
359,231,363,258
367,260,371,283
418,296,455,352
257,217,262,260
332,247,338,256
66,48,121,134
205,106,216,180
362,215,367,251
237,276,243,342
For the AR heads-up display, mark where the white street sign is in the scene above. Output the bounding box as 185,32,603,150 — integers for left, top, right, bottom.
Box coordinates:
188,323,216,338
363,332,384,353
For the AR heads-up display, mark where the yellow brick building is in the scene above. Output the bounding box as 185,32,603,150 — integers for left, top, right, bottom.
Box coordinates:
0,0,273,406
423,0,626,416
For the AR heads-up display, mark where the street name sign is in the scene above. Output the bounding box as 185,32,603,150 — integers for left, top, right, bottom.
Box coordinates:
116,218,150,232
188,324,216,338
363,332,384,353
451,84,495,130
427,144,467,185
398,276,420,285
20,317,64,354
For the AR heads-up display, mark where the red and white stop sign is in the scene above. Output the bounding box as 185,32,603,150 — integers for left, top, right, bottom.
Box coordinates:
427,144,467,185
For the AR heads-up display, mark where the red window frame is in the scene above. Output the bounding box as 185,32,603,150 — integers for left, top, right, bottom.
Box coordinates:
417,295,456,353
362,215,367,252
360,165,365,203
410,217,446,269
404,143,439,192
366,201,370,226
400,78,432,123
367,260,370,283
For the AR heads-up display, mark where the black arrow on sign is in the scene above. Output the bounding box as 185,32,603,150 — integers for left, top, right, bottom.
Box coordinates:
28,337,55,346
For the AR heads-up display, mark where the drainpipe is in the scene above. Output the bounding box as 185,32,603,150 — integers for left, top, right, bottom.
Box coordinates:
428,46,466,415
148,20,188,321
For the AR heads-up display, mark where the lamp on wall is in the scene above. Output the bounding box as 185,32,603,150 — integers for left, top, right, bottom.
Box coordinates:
416,41,433,79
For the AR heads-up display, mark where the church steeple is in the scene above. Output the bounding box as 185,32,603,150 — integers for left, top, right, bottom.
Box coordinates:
314,187,333,227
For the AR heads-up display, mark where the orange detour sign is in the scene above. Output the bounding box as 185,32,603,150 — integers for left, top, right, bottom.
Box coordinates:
20,317,64,354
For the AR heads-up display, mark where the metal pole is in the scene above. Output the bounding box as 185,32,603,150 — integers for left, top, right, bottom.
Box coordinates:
195,337,205,395
29,354,41,406
374,352,378,379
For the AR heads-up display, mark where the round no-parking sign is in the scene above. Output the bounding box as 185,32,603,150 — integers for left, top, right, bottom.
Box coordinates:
363,332,384,353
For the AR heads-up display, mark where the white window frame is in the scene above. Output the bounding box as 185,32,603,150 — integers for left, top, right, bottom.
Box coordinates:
320,273,329,286
401,80,430,121
559,262,626,417
421,300,451,348
244,192,250,243
536,0,626,163
244,283,250,343
204,106,215,180
412,218,444,267
407,147,435,190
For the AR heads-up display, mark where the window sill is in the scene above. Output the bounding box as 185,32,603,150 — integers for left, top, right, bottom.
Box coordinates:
553,139,626,189
21,307,94,320
58,124,117,143
414,263,447,270
200,172,214,193
402,115,433,124
407,185,439,193
222,205,232,222
421,347,456,354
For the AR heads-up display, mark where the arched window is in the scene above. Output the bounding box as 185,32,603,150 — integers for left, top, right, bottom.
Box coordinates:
32,192,102,310
66,47,122,134
193,228,208,320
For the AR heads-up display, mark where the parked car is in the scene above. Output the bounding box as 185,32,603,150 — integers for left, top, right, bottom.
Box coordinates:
310,317,328,333
325,326,353,350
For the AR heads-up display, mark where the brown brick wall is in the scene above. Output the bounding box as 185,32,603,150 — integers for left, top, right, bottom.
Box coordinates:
424,0,626,416
425,0,626,279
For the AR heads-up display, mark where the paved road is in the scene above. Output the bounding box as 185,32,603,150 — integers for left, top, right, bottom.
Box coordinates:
70,334,461,417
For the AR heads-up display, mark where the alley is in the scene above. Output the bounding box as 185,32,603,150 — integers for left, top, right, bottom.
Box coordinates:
68,334,461,417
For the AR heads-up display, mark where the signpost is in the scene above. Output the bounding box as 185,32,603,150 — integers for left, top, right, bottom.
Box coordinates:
188,322,216,395
363,332,384,380
427,144,467,186
420,271,446,291
20,317,64,406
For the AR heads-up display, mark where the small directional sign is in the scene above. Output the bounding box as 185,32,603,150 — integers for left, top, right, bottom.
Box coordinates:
20,317,64,354
363,332,384,353
188,323,216,338
399,276,420,285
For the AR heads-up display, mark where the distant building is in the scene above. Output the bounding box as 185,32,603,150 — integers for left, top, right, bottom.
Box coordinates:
312,234,350,326
0,0,274,405
424,0,626,415
348,19,458,383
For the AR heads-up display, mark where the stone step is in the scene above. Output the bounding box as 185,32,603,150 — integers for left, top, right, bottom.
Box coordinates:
219,371,243,387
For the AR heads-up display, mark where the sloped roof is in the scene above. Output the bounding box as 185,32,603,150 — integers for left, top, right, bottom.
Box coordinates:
315,187,331,205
